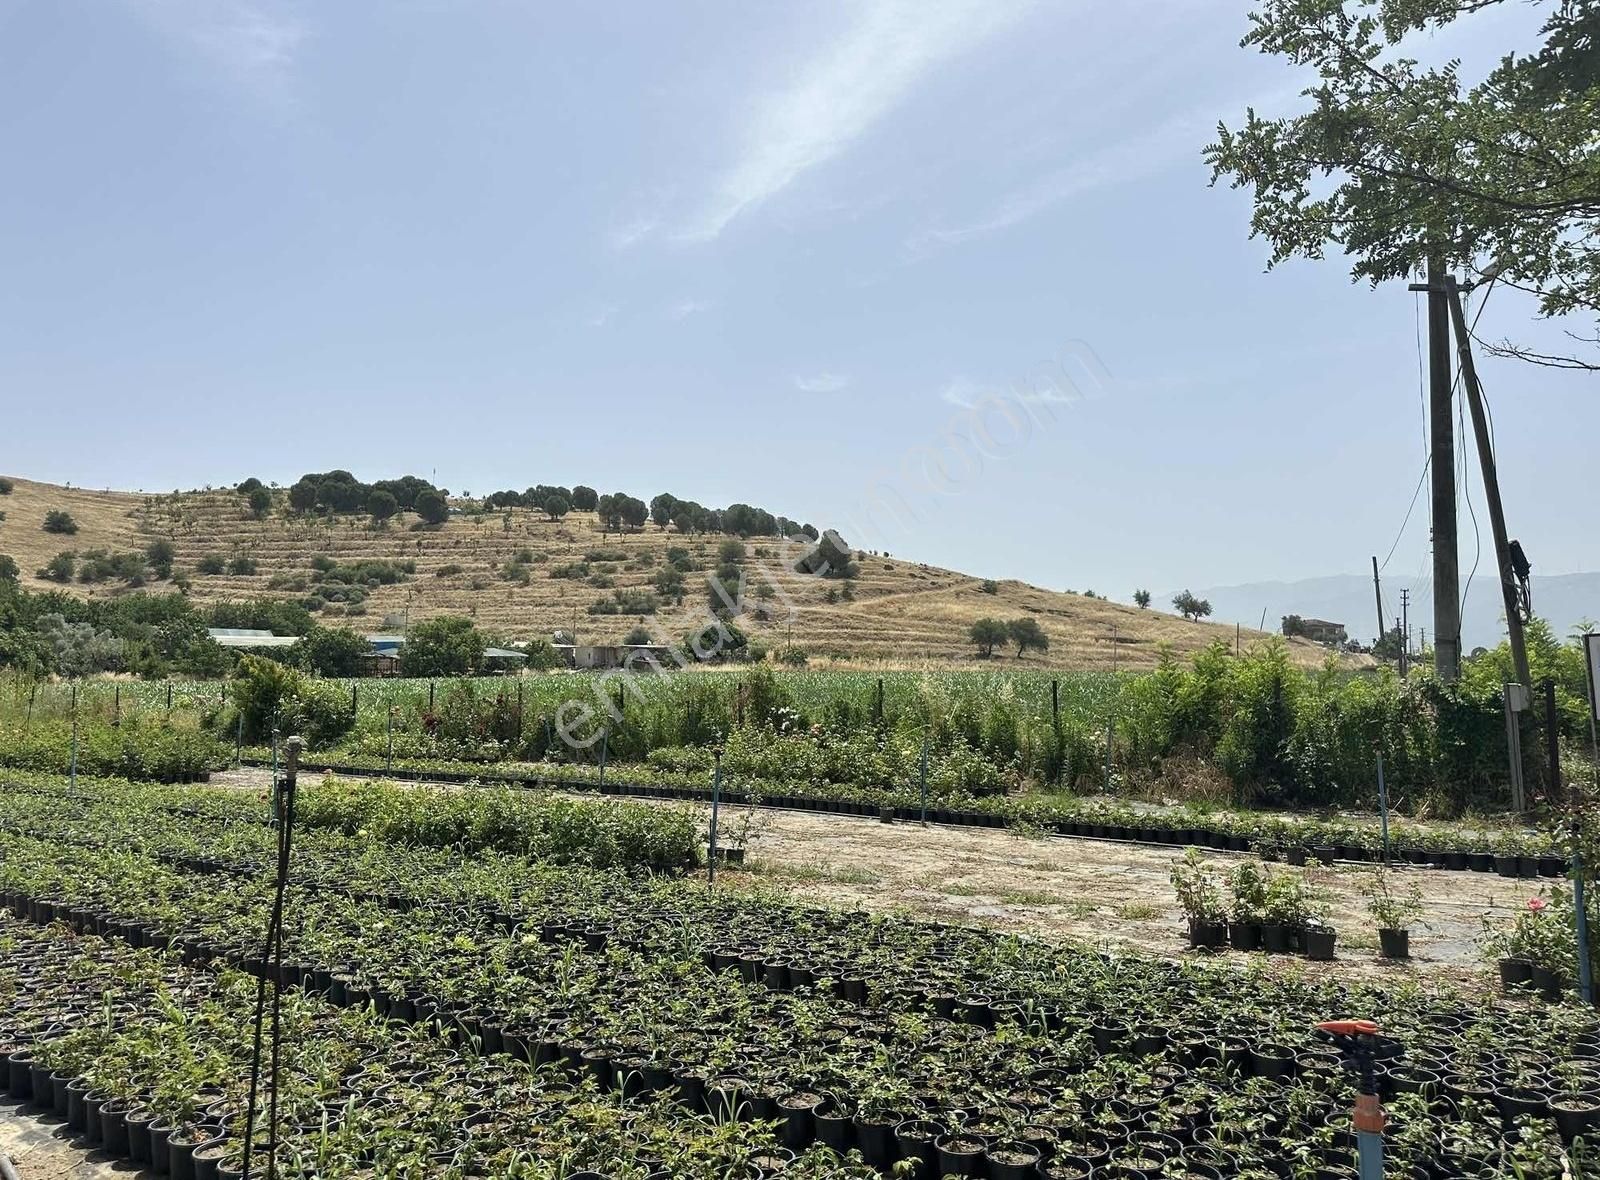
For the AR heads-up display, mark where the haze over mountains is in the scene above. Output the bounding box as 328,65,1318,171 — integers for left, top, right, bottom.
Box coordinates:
1171,572,1600,652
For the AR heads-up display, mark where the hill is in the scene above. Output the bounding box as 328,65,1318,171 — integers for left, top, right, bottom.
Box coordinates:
0,474,1342,670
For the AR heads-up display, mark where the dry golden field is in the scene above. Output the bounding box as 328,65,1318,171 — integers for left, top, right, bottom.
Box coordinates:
0,475,1342,670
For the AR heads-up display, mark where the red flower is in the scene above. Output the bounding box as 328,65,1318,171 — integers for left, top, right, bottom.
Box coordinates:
1527,897,1549,913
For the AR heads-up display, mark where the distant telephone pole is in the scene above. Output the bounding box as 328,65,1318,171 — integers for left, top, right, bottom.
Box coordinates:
1371,556,1386,654
1400,589,1411,676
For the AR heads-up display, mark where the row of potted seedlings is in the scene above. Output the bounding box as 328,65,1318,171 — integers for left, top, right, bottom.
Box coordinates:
1,783,1598,1177
0,916,874,1179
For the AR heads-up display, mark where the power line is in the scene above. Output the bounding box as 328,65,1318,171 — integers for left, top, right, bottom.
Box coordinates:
1379,454,1433,573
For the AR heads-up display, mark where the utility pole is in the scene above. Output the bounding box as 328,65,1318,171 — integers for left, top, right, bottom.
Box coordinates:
1395,616,1405,677
1413,255,1460,681
1370,556,1386,654
1445,276,1531,689
1400,589,1411,676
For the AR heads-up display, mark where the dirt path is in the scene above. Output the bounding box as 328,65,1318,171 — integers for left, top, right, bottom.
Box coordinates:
210,769,1534,988
0,1101,126,1180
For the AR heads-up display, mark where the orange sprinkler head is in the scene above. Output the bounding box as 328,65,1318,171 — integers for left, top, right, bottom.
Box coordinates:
1316,1019,1380,1038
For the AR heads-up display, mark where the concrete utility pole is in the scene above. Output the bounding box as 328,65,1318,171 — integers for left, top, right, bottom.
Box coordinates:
1370,556,1386,653
1445,275,1531,689
1423,255,1462,681
1400,589,1411,675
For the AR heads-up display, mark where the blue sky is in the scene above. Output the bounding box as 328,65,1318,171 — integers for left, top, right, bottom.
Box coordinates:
1,0,1593,598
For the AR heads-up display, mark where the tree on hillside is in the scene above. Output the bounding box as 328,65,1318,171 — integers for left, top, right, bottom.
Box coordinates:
236,477,264,494
1207,0,1600,370
39,553,75,583
543,494,570,521
571,485,598,511
367,489,398,523
650,493,678,528
414,489,449,525
247,486,272,519
287,479,319,514
969,617,1009,658
1008,616,1049,657
0,555,17,583
400,616,486,677
1172,590,1213,622
1134,589,1151,608
42,510,77,535
145,540,176,579
619,495,649,530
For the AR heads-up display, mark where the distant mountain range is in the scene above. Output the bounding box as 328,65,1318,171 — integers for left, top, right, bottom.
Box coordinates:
1162,572,1600,652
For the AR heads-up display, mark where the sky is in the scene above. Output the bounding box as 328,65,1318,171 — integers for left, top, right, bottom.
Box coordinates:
1,0,1594,601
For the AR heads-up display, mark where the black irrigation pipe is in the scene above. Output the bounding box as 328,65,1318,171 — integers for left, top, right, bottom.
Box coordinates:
235,758,1570,876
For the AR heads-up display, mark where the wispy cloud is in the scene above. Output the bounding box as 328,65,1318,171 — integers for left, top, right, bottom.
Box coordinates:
607,214,661,252
682,0,1032,242
939,370,1095,409
584,303,618,329
794,372,850,394
123,0,306,104
667,298,710,321
908,86,1302,257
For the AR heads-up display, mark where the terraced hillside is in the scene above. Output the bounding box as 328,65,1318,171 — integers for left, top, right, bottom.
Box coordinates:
0,475,1341,669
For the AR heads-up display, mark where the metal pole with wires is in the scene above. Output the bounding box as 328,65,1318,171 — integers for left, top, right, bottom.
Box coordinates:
242,735,302,1180
707,748,723,885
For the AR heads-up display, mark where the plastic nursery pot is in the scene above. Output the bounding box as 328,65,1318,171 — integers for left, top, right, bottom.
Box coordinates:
934,1133,987,1178
1550,1092,1600,1143
1303,926,1337,961
1227,922,1261,952
191,1136,230,1180
1531,964,1568,1002
1377,928,1410,960
1498,957,1533,989
985,1139,1042,1180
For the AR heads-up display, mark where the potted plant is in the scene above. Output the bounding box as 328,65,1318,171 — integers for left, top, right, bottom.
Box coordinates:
1226,861,1268,951
1361,866,1423,959
1169,849,1226,949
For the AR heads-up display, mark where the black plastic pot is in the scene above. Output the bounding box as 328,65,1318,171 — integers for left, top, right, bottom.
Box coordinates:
778,1090,823,1149
1303,926,1337,961
1532,964,1567,1002
985,1140,1041,1180
1260,923,1290,954
934,1133,986,1178
1498,957,1533,989
1227,922,1260,952
1551,1093,1600,1142
1378,928,1409,960
126,1106,156,1164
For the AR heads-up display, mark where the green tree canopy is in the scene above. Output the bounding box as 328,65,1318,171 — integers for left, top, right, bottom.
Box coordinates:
969,617,1009,658
1007,616,1050,657
1173,590,1214,621
1207,0,1600,369
298,625,370,677
400,616,486,676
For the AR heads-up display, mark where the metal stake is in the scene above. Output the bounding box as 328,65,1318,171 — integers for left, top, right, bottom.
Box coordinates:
68,683,78,796
386,707,395,773
598,726,609,792
708,748,723,885
1377,753,1390,865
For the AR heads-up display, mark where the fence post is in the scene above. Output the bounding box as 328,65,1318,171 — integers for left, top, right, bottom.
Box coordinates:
429,681,435,712
236,712,244,768
25,682,35,730
68,683,78,796
386,707,395,773
708,748,723,886
166,683,173,713
1576,848,1594,1006
352,683,359,714
114,684,121,727
1546,678,1563,804
875,678,884,725
599,727,609,793
1051,679,1062,785
1377,753,1390,865
919,735,929,826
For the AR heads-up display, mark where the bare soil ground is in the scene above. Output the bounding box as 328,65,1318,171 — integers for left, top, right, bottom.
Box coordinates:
216,769,1521,989
0,1100,126,1180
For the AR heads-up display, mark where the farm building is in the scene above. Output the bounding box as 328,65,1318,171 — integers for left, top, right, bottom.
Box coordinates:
206,628,300,650
553,643,675,670
1280,616,1348,645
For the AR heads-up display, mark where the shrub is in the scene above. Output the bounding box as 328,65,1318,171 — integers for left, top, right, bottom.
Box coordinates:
0,478,12,494
435,563,463,577
229,655,355,747
38,552,75,582
42,510,77,535
196,554,226,575
0,555,16,583
414,489,449,525
400,616,486,676
145,539,177,579
247,486,272,519
228,555,258,576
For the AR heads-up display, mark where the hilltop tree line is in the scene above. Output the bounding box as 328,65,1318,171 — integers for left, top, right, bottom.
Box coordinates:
277,470,825,543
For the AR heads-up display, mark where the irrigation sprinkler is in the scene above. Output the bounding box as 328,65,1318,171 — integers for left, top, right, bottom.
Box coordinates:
708,748,723,886
1376,754,1390,865
1315,1019,1401,1180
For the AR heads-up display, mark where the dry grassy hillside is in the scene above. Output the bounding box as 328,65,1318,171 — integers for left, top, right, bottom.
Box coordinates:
0,475,1344,670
